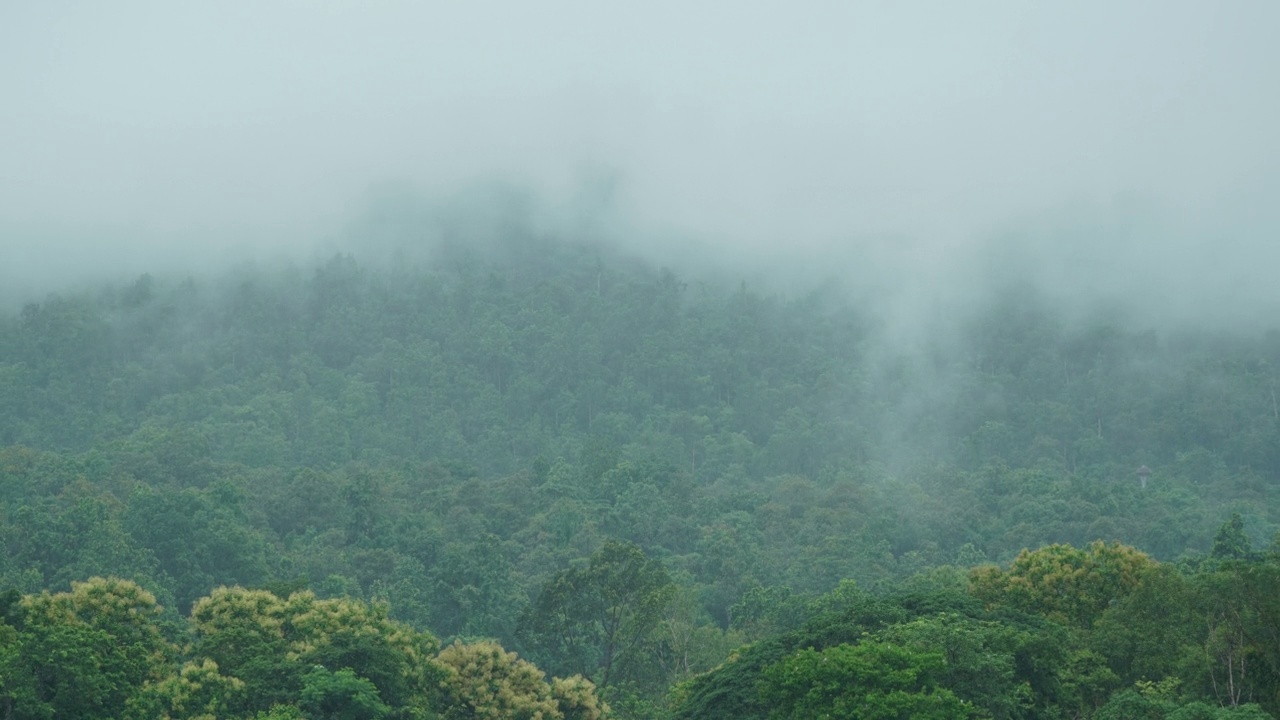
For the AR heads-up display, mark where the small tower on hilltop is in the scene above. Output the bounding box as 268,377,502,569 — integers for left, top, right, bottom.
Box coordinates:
1136,465,1152,490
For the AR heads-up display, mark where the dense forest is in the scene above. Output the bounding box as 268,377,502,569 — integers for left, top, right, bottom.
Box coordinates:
2,232,1279,718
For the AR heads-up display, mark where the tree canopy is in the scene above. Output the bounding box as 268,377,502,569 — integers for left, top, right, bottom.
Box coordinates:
3,236,1280,718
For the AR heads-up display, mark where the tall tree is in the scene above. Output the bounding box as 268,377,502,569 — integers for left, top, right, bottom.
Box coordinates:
522,541,675,689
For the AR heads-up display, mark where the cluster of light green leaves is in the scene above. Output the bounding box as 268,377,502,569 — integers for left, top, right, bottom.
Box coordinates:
0,577,609,720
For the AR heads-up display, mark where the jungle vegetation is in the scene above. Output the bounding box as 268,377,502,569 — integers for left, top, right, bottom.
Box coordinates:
3,234,1279,718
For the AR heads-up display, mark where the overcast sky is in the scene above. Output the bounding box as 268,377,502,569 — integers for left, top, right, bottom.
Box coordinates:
2,1,1278,310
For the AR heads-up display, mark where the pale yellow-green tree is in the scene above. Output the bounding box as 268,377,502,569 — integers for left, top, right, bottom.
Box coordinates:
188,586,444,718
437,640,562,720
26,576,173,669
550,675,610,720
15,577,175,718
970,541,1156,628
436,640,610,720
124,659,246,720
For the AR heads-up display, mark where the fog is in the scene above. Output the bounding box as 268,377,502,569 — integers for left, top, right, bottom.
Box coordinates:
3,1,1279,325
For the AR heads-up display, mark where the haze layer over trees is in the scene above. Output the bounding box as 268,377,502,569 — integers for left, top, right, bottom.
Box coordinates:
2,227,1279,718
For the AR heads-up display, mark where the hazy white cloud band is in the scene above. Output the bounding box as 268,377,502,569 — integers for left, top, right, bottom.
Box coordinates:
2,1,1277,314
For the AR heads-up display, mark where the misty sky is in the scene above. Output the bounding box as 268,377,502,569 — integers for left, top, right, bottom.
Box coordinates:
2,1,1278,312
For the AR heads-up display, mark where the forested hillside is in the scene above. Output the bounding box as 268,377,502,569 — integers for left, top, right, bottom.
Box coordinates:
3,235,1279,718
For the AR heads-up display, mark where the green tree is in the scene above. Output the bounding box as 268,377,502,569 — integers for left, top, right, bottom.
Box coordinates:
1091,564,1201,686
970,541,1155,628
522,541,675,689
124,659,246,720
9,578,173,719
1212,513,1252,561
0,620,41,720
759,640,974,719
188,586,443,717
299,665,391,720
436,640,564,720
878,614,1033,719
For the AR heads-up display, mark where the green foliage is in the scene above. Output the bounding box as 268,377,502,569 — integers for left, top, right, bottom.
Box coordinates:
1055,649,1122,718
0,582,613,720
124,659,245,719
759,640,974,719
1212,513,1252,560
0,622,45,720
188,586,445,716
669,583,908,720
436,640,567,720
878,614,1033,719
551,675,612,720
1095,688,1276,720
3,578,173,719
252,707,308,720
5,237,1280,718
730,585,806,640
1090,564,1201,686
300,665,391,720
969,541,1156,628
123,485,271,611
521,540,676,689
